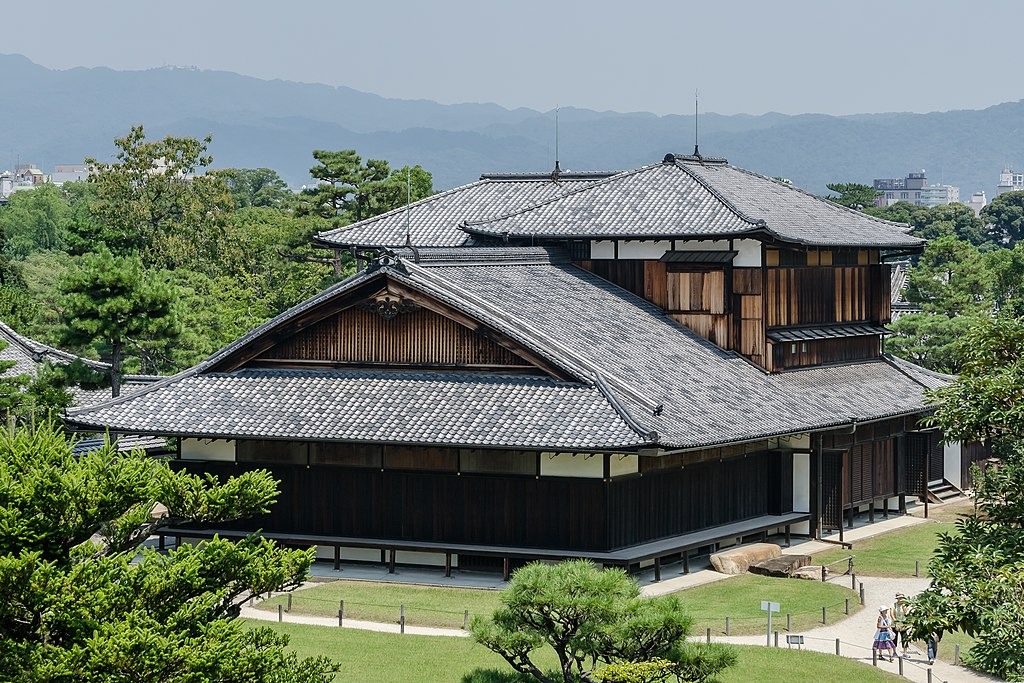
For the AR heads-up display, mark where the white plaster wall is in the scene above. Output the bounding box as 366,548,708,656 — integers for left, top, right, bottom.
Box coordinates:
616,240,672,260
791,452,811,535
590,240,615,259
609,454,639,477
733,239,762,267
944,442,963,489
181,438,236,461
540,452,604,478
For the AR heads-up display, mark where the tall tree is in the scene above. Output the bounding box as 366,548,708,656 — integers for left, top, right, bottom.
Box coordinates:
905,235,992,317
0,184,71,258
824,182,879,210
907,316,1024,680
982,190,1024,247
83,125,233,271
59,247,180,395
221,167,292,209
0,422,336,682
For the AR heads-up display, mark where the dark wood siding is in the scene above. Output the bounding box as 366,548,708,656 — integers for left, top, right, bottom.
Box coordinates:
766,265,891,327
259,306,532,370
770,336,882,370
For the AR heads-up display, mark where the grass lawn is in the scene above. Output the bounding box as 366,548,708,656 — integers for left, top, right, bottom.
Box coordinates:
257,579,502,629
936,629,976,666
813,501,974,578
672,574,861,636
255,620,902,682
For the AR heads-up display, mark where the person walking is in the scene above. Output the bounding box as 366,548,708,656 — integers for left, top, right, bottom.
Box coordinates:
873,605,897,662
893,593,911,658
926,630,942,665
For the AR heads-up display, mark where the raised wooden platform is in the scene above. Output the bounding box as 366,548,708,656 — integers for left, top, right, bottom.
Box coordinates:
159,512,810,582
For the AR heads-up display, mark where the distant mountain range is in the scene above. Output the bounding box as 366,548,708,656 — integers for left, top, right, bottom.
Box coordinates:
3,53,1022,197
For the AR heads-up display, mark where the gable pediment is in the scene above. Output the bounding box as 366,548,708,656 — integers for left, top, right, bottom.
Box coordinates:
209,273,567,379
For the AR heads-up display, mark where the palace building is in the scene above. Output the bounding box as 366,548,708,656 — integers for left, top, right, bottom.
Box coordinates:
66,153,976,579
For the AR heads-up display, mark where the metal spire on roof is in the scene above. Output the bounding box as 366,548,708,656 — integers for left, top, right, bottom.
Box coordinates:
693,90,701,159
552,105,561,181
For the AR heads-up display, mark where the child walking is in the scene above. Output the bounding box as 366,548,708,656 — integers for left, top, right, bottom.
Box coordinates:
873,605,897,662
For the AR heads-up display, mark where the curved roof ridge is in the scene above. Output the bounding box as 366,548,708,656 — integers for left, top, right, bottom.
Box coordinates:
461,163,661,230
0,319,110,371
315,177,489,242
593,373,658,444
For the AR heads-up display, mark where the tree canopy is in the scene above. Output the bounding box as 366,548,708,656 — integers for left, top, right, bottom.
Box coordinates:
824,182,879,210
468,560,735,683
0,422,337,682
981,190,1024,247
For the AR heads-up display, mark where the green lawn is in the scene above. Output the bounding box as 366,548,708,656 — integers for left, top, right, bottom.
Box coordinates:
813,521,953,577
257,579,502,629
672,574,861,636
256,620,902,682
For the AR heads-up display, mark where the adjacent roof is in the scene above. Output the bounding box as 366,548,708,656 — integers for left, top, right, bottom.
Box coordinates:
67,251,943,451
0,321,156,405
463,155,923,249
314,172,614,250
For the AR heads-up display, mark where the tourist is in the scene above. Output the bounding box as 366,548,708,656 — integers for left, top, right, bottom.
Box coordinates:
893,593,911,658
873,605,897,662
926,630,942,665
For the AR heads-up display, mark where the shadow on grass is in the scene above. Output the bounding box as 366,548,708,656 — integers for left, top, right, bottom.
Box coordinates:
460,669,542,682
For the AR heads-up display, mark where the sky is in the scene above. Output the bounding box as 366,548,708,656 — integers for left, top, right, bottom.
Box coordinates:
2,0,1019,117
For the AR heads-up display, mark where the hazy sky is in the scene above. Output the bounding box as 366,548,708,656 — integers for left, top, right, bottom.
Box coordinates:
2,0,1018,116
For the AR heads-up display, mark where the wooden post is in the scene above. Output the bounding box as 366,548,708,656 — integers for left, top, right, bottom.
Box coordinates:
786,614,791,632
898,656,904,676
158,534,165,551
463,610,469,630
822,606,827,624
915,560,920,577
287,593,292,612
821,565,826,582
859,582,865,605
653,557,661,583
682,551,690,574
784,525,791,547
955,643,960,665
774,631,778,647
278,604,283,622
851,572,856,589
503,558,510,581
835,638,840,655
400,604,405,634
725,617,730,636
339,600,344,627
334,545,340,571
444,553,452,578
705,627,710,644
388,548,396,574
872,648,878,666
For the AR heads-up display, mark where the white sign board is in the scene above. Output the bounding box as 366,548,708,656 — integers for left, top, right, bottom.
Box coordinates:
760,601,780,612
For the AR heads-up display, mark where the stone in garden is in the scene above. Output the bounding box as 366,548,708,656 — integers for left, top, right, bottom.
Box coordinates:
709,543,781,575
792,565,828,581
748,554,812,578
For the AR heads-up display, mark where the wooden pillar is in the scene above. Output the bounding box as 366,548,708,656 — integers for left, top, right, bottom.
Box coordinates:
653,557,661,582
380,549,386,564
388,548,396,574
444,553,452,578
158,534,165,551
682,551,690,574
784,525,791,547
869,499,875,523
333,545,341,571
502,558,510,581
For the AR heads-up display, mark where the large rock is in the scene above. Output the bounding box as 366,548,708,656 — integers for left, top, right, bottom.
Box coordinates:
792,565,828,581
709,543,781,575
749,554,812,578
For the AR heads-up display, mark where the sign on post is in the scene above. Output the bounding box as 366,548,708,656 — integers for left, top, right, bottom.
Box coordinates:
786,634,804,649
761,600,780,647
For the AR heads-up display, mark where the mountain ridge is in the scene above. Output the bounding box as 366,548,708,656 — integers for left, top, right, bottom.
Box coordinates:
2,54,1021,196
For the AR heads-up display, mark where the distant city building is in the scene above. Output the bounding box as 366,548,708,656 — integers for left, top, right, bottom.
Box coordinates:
873,170,959,208
996,165,1024,196
967,191,987,217
52,163,90,185
0,163,47,201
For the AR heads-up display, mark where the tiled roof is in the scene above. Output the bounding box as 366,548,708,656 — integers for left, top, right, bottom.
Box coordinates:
68,370,646,449
767,324,892,342
67,254,945,451
0,321,156,406
314,173,612,249
463,155,923,249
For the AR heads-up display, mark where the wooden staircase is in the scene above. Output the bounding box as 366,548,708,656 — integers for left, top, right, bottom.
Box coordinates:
926,479,964,504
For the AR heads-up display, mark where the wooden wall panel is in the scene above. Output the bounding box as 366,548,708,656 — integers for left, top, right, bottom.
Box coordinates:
260,306,531,369
732,268,762,295
771,336,881,370
644,260,668,308
671,314,730,348
768,266,886,328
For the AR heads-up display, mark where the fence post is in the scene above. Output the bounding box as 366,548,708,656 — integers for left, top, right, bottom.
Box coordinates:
340,600,344,626
286,593,292,612
859,582,865,605
463,609,469,630
773,631,778,648
786,613,791,632
851,572,856,590
822,606,827,625
821,565,826,582
400,604,405,634
835,638,840,656
725,616,730,636
927,668,933,683
278,604,283,623
915,560,920,577
898,656,904,676
706,627,711,644
845,598,849,615
872,648,878,667
955,643,960,665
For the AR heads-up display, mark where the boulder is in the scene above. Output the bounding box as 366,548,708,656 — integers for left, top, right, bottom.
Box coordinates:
748,554,812,578
792,565,828,581
709,543,781,575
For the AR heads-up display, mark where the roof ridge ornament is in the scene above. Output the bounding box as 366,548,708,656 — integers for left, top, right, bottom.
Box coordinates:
365,248,409,275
